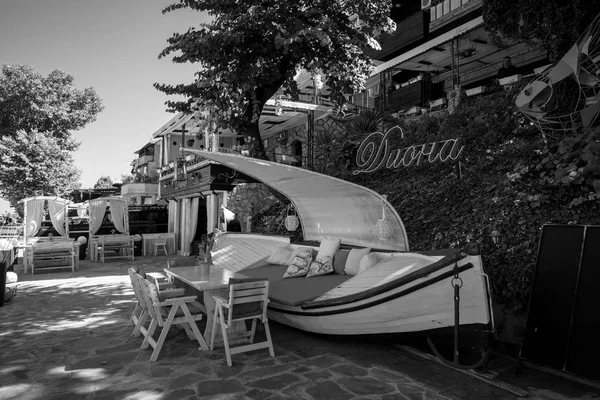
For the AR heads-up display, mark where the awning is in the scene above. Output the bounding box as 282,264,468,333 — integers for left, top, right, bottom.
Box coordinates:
182,150,409,251
372,16,484,76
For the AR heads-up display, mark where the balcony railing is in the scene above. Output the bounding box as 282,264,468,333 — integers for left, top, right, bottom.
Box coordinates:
429,0,482,32
376,78,432,113
363,10,429,61
136,154,154,167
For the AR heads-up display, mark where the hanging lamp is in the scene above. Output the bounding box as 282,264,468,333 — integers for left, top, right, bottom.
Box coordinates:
284,205,299,232
374,195,393,240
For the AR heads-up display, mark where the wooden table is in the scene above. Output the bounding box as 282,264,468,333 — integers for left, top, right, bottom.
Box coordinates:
165,265,250,342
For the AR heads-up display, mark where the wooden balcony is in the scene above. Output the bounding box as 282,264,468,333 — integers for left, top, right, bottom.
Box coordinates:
363,11,429,62
159,157,256,198
429,0,482,32
380,79,432,113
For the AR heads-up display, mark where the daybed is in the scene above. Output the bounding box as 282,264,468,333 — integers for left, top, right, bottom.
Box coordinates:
211,233,492,337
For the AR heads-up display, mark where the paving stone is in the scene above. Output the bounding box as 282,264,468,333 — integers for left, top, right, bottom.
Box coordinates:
169,372,207,389
95,342,140,355
196,379,245,397
339,376,396,396
247,373,300,391
370,367,414,384
298,354,344,368
246,388,273,400
64,350,140,374
292,366,311,374
330,363,369,377
305,380,354,400
162,388,196,400
240,364,295,381
212,363,245,378
150,365,174,377
303,370,333,381
0,352,36,364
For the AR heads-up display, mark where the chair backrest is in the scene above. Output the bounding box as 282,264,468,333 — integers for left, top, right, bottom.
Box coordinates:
137,274,164,326
155,236,168,246
128,268,144,305
167,256,198,269
226,278,269,325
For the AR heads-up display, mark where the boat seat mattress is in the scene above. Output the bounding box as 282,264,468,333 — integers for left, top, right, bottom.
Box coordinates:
242,263,352,307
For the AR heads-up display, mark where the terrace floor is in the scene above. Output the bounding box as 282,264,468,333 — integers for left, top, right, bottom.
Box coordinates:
1,256,598,400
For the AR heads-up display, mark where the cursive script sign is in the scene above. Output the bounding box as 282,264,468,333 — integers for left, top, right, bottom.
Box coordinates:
353,126,464,174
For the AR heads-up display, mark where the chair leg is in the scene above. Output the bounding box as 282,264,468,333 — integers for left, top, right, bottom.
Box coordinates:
130,303,141,326
210,306,220,351
180,305,208,351
141,319,158,349
263,320,275,358
249,319,257,344
133,310,148,337
150,306,178,362
220,314,232,367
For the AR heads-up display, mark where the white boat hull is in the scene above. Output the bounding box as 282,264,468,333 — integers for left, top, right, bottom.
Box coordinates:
212,233,493,336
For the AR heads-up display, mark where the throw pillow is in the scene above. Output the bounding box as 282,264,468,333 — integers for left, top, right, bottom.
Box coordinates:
357,253,380,275
333,249,350,274
285,246,312,265
344,247,371,276
283,249,314,278
266,245,294,265
306,237,341,277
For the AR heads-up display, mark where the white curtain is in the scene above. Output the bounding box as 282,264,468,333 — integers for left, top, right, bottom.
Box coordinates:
168,200,177,233
108,200,126,233
48,199,69,237
89,199,107,235
25,199,44,238
77,203,88,218
182,198,199,255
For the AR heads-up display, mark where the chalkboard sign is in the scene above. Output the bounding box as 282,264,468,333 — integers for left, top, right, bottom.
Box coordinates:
519,225,600,381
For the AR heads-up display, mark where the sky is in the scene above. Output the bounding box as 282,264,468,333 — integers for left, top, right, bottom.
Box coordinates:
0,0,212,214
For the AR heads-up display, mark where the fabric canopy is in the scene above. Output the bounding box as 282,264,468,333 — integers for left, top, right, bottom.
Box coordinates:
183,150,409,251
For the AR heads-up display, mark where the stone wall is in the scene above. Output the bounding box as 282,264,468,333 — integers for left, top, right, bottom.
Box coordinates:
226,183,279,233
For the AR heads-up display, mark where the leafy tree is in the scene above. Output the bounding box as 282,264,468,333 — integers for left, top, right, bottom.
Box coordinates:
94,176,114,189
0,131,81,208
482,0,600,61
155,0,395,159
0,64,104,151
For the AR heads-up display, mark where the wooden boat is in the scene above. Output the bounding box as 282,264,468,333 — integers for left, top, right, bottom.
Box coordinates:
184,149,494,365
211,233,492,337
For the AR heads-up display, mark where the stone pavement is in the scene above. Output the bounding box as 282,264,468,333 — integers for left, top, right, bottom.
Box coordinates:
1,257,598,400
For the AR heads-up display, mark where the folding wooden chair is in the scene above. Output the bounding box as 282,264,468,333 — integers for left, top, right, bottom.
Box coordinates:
210,278,274,366
128,268,146,337
138,276,208,362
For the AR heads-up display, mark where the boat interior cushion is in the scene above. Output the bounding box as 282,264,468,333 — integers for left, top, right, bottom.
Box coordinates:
242,264,352,306
285,246,314,265
265,245,294,265
357,253,380,275
333,249,350,274
306,237,341,278
282,249,314,278
344,247,371,276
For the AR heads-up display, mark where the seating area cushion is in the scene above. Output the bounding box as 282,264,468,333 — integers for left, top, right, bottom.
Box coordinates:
333,249,350,274
283,249,313,278
344,247,371,276
242,264,352,306
357,253,380,275
266,246,294,265
307,237,340,277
